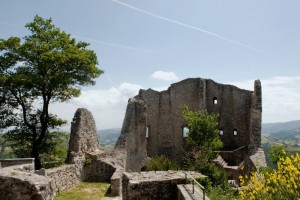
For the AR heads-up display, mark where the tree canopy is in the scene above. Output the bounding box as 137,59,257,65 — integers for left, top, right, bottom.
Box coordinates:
0,15,103,169
182,105,222,151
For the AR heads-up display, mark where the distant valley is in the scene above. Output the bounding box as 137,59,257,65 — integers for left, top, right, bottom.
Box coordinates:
261,120,300,167
262,120,300,148
97,128,121,149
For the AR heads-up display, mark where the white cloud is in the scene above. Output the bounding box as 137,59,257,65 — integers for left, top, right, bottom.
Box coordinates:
50,82,143,130
229,76,300,123
150,70,179,81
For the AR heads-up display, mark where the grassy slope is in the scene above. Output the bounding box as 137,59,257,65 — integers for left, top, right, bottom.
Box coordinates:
54,182,111,200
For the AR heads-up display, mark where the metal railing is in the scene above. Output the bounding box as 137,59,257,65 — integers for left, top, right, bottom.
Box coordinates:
184,171,206,200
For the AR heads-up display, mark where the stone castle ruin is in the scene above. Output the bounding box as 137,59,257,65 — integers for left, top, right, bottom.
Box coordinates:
115,78,266,177
0,78,266,199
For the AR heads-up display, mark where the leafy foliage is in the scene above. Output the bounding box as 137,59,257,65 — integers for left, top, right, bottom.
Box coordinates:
182,105,222,150
269,144,288,165
182,105,234,198
205,185,237,200
239,150,300,200
0,133,15,158
146,155,180,171
3,114,68,168
0,15,103,169
182,105,223,171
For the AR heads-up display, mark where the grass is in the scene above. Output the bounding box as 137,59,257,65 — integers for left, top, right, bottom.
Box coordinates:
54,182,111,200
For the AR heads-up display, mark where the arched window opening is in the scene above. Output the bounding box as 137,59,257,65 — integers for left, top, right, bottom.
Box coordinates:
213,97,218,105
183,127,189,138
146,126,150,138
219,129,224,135
233,129,238,136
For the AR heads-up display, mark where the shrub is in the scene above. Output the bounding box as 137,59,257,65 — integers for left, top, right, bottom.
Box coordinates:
239,150,300,200
146,155,180,171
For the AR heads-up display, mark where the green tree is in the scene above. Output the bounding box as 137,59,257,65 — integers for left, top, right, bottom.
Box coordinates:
182,105,226,187
182,105,222,153
269,144,288,165
0,15,103,169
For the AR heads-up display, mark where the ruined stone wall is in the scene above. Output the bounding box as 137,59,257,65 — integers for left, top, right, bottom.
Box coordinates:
116,78,264,169
134,78,260,163
0,107,124,199
0,166,52,200
66,108,100,165
136,79,207,163
114,98,147,172
0,163,81,199
122,171,187,200
250,80,262,151
205,80,253,150
82,154,116,182
218,145,249,165
45,164,80,196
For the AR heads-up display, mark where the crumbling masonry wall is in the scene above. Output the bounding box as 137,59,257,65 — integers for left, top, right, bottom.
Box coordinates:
115,78,265,171
114,98,147,172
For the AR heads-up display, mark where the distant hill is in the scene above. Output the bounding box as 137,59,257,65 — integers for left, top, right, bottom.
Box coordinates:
262,120,300,134
262,120,300,147
261,120,300,167
97,128,121,149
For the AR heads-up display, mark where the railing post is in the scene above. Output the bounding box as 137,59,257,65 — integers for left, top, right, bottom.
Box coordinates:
203,190,205,200
185,172,187,183
192,179,194,194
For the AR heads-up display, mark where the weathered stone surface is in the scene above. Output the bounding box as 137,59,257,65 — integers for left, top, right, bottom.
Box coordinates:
122,171,188,200
82,153,116,182
249,147,267,168
66,108,100,165
0,167,52,200
114,98,147,172
46,164,80,196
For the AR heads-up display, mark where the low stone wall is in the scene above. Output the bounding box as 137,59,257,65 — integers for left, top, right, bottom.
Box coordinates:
45,164,80,196
218,145,249,165
110,169,123,196
82,155,116,182
6,163,35,173
122,171,187,200
223,166,241,183
0,158,34,169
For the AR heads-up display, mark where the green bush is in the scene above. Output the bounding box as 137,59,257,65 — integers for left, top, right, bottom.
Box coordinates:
146,155,180,171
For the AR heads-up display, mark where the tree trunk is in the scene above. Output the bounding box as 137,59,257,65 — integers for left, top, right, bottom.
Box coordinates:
32,144,42,170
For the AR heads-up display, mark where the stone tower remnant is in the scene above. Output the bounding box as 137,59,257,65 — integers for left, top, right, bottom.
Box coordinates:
115,78,266,174
114,98,147,172
66,108,100,164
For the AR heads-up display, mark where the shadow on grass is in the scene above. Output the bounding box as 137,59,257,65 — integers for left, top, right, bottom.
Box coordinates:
104,185,112,197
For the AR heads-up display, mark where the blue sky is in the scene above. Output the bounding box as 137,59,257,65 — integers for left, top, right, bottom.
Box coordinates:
1,0,300,129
